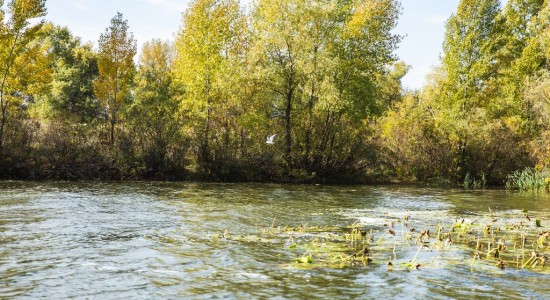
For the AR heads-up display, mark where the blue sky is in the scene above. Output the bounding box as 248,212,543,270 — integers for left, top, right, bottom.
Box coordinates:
395,0,460,89
45,0,462,90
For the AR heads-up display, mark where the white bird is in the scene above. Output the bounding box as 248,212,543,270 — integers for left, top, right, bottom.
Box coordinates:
266,134,277,144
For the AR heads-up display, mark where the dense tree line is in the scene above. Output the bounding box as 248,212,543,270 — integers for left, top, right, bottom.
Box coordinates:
379,0,549,185
0,0,548,184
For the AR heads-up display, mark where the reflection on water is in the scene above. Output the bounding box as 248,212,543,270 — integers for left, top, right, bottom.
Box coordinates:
0,182,549,298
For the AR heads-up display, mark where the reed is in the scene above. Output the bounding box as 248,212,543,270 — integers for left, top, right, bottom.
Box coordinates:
506,167,550,192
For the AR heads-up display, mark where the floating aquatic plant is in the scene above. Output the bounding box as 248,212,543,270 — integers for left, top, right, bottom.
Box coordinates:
295,255,313,264
212,209,549,274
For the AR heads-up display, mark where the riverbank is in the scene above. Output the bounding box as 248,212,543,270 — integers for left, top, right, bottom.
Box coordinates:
0,166,468,187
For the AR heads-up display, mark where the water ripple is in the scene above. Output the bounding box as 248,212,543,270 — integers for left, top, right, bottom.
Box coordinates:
0,182,549,298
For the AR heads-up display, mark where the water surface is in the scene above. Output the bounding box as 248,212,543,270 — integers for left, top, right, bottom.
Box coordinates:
0,182,549,299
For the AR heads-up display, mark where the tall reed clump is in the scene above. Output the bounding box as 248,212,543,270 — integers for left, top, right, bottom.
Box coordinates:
464,172,487,189
505,168,550,192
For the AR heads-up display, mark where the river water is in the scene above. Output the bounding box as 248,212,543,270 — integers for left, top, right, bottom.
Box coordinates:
0,182,549,299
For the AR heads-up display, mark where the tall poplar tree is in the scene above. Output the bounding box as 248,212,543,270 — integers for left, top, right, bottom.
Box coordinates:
442,0,501,112
438,0,502,178
0,0,48,157
129,39,183,175
251,0,308,166
492,0,546,116
514,0,549,79
175,0,247,164
94,12,136,145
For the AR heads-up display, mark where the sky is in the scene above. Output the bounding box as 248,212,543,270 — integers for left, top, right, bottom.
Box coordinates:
45,0,463,90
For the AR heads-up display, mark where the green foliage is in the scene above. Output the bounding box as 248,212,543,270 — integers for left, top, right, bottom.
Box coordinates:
442,0,501,112
250,0,402,174
376,0,546,185
506,167,550,192
175,0,248,172
94,12,137,145
2,0,550,183
124,39,186,179
44,26,99,122
0,0,49,169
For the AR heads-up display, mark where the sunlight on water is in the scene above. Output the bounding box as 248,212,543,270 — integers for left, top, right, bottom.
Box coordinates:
0,182,549,299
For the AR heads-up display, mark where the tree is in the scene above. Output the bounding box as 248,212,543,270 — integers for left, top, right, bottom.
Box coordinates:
378,0,543,183
175,0,247,165
519,1,550,165
377,61,411,109
46,26,99,122
251,0,401,172
524,75,550,166
441,0,501,112
250,0,309,166
128,39,184,177
438,0,502,178
514,0,549,83
94,12,136,145
0,0,48,157
490,0,546,117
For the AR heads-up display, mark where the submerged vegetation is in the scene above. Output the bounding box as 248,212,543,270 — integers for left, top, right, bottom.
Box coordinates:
0,0,549,185
212,210,549,273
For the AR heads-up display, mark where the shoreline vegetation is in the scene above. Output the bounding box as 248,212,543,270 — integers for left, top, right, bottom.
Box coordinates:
0,0,549,189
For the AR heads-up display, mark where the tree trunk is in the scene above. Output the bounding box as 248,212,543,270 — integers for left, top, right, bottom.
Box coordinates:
110,118,116,145
0,110,5,157
305,45,319,168
111,84,118,145
0,101,7,156
458,139,467,180
305,83,315,167
285,88,293,166
0,31,21,159
203,102,211,162
240,128,246,158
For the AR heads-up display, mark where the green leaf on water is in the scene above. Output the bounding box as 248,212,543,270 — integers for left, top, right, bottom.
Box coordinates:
295,256,313,264
536,219,542,227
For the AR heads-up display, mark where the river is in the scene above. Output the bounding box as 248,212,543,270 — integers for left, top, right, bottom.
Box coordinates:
1,182,549,299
